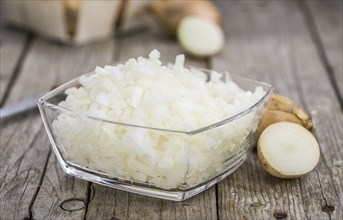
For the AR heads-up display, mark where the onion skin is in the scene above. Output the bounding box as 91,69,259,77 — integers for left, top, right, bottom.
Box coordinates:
268,94,313,129
260,109,308,132
145,0,222,35
259,93,314,135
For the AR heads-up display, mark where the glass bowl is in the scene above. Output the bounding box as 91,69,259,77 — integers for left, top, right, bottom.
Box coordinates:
38,67,273,201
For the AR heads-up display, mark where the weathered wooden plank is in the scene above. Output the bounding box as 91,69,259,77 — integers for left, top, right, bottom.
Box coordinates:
0,38,115,220
29,39,116,220
0,27,28,104
306,0,343,100
1,2,341,220
30,153,88,219
0,39,55,219
0,114,49,220
212,1,342,219
85,31,217,220
87,186,217,220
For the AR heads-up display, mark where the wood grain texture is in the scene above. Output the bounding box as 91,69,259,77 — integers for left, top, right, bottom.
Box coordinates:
31,153,88,219
0,27,28,104
85,31,218,220
28,38,116,220
0,115,49,220
0,37,115,219
0,40,56,219
212,1,342,219
1,1,342,220
307,0,343,101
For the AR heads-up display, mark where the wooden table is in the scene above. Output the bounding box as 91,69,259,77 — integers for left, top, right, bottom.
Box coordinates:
1,1,342,219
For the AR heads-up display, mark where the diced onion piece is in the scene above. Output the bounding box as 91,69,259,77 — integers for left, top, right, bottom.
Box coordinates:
149,49,160,59
175,54,185,67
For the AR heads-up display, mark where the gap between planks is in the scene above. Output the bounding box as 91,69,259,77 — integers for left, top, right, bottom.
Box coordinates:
81,41,219,220
82,37,124,220
296,3,343,216
298,1,343,109
28,148,52,220
0,34,33,108
206,56,221,220
212,1,342,219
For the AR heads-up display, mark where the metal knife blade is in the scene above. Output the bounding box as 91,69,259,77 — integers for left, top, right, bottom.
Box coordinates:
0,94,44,121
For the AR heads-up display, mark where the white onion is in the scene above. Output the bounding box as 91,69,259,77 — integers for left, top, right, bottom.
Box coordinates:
52,50,265,189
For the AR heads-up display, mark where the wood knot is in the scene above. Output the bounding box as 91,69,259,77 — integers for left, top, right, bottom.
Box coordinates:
250,202,263,207
60,199,85,211
273,212,287,219
111,217,119,220
321,205,335,213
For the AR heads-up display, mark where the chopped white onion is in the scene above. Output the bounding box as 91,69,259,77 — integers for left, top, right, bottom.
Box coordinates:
52,50,265,189
149,49,160,60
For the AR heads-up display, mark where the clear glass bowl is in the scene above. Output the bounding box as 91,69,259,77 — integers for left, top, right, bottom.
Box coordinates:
38,68,273,201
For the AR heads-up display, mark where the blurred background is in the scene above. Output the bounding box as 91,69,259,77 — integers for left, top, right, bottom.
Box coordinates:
0,0,342,112
0,1,342,219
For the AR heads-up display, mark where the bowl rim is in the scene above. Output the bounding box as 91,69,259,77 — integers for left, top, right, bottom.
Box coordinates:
38,66,274,135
